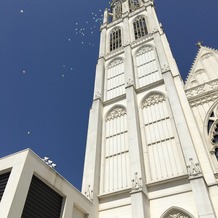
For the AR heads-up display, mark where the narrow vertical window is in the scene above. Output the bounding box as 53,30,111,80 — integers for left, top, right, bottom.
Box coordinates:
100,107,130,193
142,93,185,182
133,16,148,40
110,28,122,51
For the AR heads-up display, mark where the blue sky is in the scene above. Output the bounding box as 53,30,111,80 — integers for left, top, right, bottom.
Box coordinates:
0,0,217,190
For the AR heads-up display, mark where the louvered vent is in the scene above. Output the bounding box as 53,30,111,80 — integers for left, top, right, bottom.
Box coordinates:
0,172,10,201
22,175,63,218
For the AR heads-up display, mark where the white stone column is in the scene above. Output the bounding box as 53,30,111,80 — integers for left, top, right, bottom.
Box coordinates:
98,19,107,58
81,99,103,216
93,57,105,101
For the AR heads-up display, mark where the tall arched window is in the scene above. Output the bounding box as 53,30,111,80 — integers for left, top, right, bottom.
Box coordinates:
100,107,130,193
110,27,122,51
111,0,122,21
129,0,140,12
135,46,161,88
141,93,185,182
133,16,148,40
105,59,125,100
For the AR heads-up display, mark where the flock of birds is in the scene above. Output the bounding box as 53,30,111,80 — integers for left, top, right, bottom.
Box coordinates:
18,6,108,136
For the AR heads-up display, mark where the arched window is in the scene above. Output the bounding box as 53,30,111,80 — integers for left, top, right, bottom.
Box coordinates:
133,16,148,40
100,107,130,193
161,207,194,218
110,27,122,51
129,0,140,12
105,59,125,100
135,46,161,88
111,0,122,21
141,93,185,182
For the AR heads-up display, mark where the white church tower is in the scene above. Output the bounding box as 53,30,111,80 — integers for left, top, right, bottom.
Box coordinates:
82,0,218,217
0,1,218,217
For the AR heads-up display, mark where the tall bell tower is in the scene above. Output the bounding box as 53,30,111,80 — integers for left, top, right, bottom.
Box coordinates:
82,0,218,217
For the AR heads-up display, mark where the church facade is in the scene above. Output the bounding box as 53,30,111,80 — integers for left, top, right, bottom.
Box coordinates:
0,0,218,217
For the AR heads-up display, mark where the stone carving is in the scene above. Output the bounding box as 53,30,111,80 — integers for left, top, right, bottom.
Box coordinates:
136,46,153,56
164,210,191,218
108,59,123,69
186,79,218,99
84,185,93,201
94,91,101,99
126,79,134,86
189,92,218,107
131,172,142,190
161,64,170,72
106,107,127,121
187,158,201,177
142,93,165,108
129,0,140,12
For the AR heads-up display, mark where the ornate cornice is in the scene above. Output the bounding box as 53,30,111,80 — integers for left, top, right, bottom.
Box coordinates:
186,79,218,102
189,92,218,107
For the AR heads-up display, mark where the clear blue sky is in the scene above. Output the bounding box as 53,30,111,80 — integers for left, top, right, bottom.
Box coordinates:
0,0,217,190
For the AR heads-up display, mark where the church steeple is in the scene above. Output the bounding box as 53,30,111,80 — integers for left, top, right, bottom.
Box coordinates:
82,0,217,217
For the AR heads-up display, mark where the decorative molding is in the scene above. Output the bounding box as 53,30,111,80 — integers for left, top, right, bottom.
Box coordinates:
187,158,201,177
108,59,123,69
106,107,127,121
136,46,153,56
94,91,101,99
189,92,218,107
161,64,170,72
84,185,93,201
142,93,165,108
126,79,134,87
163,210,192,218
186,79,218,99
131,172,142,191
131,33,153,48
105,47,124,60
201,52,214,60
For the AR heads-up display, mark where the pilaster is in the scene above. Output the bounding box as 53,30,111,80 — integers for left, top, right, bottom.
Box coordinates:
93,57,105,101
82,99,103,216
